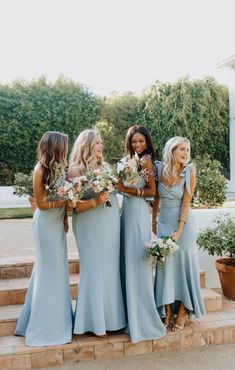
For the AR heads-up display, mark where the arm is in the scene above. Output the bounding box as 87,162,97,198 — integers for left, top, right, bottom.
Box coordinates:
171,168,196,241
67,165,109,212
116,155,156,197
152,187,160,234
33,163,66,211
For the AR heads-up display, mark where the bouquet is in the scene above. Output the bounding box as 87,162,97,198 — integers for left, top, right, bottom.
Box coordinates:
117,152,149,188
85,166,118,207
144,235,179,267
46,175,88,205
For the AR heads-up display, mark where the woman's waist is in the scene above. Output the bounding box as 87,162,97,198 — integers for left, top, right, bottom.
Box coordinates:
159,197,183,208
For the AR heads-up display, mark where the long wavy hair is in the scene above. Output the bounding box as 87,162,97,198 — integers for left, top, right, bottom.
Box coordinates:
124,125,156,160
69,129,103,173
38,131,68,186
162,136,191,184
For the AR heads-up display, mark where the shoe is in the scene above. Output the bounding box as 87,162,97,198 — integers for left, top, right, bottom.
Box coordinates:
172,305,188,332
162,304,172,329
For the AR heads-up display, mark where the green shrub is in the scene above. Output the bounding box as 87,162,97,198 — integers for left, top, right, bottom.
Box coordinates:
192,155,227,207
0,76,102,185
13,172,34,197
197,214,235,264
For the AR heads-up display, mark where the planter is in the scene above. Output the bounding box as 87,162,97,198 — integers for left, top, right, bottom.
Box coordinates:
215,258,235,300
28,196,37,214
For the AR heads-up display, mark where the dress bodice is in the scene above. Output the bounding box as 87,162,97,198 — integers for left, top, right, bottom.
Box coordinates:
155,162,191,208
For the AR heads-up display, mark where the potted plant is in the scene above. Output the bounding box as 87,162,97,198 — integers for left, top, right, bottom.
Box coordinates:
197,213,235,300
13,171,37,213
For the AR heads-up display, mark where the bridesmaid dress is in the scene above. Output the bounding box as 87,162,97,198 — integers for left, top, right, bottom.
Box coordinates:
154,162,205,319
72,190,126,335
15,206,73,346
120,182,166,343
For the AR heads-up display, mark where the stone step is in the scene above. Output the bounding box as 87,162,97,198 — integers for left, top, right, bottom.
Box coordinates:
201,288,222,312
0,302,235,370
0,255,79,279
0,289,223,337
0,275,78,306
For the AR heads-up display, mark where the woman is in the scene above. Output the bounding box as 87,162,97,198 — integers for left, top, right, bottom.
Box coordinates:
15,131,73,346
68,129,126,337
153,136,205,331
116,125,166,343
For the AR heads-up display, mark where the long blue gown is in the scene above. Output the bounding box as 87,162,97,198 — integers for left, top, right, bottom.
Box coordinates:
15,206,73,346
120,188,166,343
72,191,126,335
154,163,205,319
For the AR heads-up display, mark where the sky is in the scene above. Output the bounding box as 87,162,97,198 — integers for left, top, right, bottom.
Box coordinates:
0,0,235,96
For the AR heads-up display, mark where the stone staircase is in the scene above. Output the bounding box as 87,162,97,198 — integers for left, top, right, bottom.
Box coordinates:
0,256,234,370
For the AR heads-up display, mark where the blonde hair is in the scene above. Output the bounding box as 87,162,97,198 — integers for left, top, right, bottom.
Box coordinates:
162,136,191,184
38,131,68,185
69,129,103,173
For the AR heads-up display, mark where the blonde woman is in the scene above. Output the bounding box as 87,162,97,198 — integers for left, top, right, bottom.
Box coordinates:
68,129,126,337
153,137,205,331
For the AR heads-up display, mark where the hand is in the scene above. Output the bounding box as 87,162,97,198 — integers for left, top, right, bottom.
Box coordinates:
96,192,110,206
67,200,76,209
116,180,126,193
63,216,69,233
170,230,182,241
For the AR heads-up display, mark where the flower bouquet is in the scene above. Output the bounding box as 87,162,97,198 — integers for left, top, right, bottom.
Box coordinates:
85,166,118,207
46,176,88,205
144,235,179,267
117,153,149,188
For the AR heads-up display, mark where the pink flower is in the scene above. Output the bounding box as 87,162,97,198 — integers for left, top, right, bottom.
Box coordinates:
57,186,66,196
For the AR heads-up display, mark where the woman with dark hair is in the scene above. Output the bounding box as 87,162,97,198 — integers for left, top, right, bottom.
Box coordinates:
15,131,74,346
116,125,166,343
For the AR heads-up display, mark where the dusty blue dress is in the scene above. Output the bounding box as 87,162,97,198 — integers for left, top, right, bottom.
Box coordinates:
15,206,73,346
154,163,205,319
120,185,166,343
73,190,126,335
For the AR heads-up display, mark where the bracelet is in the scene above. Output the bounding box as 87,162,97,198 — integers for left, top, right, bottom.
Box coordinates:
152,222,157,225
136,188,141,197
178,218,186,224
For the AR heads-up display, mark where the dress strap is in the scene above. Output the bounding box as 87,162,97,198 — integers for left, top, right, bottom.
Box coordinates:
180,166,191,195
155,161,162,181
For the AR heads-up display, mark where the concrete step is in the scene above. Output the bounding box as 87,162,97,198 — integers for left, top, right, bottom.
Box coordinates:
0,255,79,279
0,300,235,370
0,288,223,337
0,275,78,306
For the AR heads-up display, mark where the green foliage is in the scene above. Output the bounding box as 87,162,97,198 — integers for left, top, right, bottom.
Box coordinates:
96,92,142,162
197,214,235,262
140,77,229,166
0,76,102,184
13,172,34,197
192,155,227,207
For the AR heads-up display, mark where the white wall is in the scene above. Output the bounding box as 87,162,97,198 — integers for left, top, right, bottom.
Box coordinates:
193,207,235,288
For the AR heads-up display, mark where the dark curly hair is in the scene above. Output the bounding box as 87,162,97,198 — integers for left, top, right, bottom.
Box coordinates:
124,125,156,160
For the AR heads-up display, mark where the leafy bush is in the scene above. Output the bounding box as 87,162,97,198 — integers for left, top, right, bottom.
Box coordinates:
197,214,235,264
0,76,102,185
13,172,34,197
192,155,227,207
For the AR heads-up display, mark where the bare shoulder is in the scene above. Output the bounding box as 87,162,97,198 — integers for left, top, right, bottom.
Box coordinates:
33,162,44,176
141,154,153,169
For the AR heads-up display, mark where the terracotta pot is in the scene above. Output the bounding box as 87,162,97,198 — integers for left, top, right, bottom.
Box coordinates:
215,258,235,300
28,196,37,214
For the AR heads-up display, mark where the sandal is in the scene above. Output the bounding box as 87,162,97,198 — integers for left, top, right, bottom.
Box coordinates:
172,304,188,332
162,304,172,329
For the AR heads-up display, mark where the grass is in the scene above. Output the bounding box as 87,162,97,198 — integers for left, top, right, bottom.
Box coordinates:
0,207,33,219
